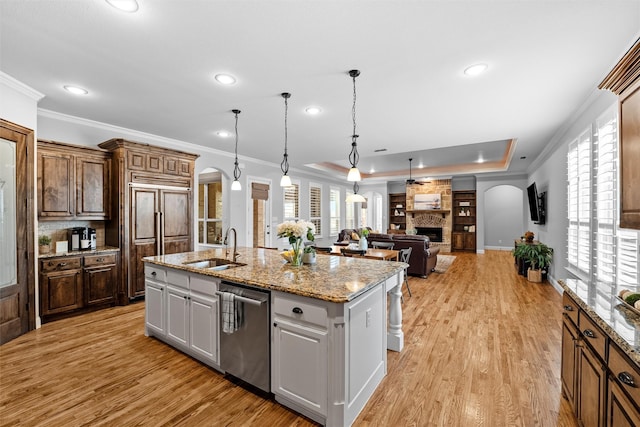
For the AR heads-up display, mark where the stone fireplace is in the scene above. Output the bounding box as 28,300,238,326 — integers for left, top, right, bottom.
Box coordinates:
405,179,452,252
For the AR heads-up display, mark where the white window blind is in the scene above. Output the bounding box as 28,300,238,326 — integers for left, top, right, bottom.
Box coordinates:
567,129,592,279
329,188,340,235
566,104,639,295
283,183,299,221
310,185,322,236
345,191,355,229
595,110,617,284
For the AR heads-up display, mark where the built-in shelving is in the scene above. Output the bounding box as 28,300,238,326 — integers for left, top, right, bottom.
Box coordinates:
388,193,406,233
451,190,476,252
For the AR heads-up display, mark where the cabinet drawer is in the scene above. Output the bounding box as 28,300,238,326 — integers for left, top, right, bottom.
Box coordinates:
273,292,328,328
145,265,166,282
190,274,218,296
84,253,116,267
609,343,640,405
41,257,82,272
578,312,607,360
562,292,579,325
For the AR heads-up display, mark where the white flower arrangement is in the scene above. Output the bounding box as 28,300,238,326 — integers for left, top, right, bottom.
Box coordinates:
276,220,315,242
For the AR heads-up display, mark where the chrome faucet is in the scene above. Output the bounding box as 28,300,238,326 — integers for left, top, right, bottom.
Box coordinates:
224,227,239,262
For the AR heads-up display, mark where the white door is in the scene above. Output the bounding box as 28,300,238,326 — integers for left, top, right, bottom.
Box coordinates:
248,179,272,248
166,285,189,347
145,281,165,336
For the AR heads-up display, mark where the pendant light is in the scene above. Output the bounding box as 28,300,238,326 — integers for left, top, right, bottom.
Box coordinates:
280,92,293,187
347,69,362,182
346,181,366,203
231,109,242,191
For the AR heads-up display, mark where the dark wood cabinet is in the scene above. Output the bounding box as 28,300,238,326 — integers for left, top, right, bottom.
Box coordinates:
577,341,606,427
98,139,198,302
599,39,640,230
452,191,476,252
40,257,83,317
83,253,117,306
388,193,406,232
39,251,119,322
37,140,111,220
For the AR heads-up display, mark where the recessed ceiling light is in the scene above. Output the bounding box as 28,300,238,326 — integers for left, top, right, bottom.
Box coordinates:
63,85,89,95
214,74,237,85
464,63,488,76
418,163,424,168
216,130,231,138
105,0,139,12
305,106,322,115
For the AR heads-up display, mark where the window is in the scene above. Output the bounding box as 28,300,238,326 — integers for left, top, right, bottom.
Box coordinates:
198,181,223,245
309,184,322,236
567,128,592,279
567,105,640,294
283,183,299,221
329,187,340,235
345,190,355,229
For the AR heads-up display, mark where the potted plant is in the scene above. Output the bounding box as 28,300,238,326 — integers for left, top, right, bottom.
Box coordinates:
524,243,553,282
302,222,317,264
39,234,52,254
358,228,370,250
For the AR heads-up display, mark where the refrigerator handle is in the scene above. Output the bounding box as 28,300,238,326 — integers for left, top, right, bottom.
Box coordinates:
156,211,161,254
160,211,165,255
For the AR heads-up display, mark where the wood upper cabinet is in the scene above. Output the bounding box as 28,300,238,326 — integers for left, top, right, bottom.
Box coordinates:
37,140,111,220
599,38,640,230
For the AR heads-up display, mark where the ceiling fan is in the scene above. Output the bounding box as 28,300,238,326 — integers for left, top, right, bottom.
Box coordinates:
406,158,425,185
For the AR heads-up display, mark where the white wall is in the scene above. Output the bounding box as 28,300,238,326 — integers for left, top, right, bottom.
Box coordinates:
484,185,524,250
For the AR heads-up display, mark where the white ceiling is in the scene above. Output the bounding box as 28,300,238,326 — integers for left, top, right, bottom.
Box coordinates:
1,0,639,182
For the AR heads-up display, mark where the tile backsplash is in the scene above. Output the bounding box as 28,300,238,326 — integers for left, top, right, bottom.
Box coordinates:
38,221,106,248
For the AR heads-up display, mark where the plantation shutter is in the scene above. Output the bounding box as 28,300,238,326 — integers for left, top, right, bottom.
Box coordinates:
283,183,299,220
310,185,322,235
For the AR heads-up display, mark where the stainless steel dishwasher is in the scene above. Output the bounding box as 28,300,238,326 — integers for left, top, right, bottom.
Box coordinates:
217,281,271,393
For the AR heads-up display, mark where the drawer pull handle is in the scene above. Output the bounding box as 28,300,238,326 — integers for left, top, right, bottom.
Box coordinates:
151,271,157,276
96,258,104,262
292,307,303,314
563,305,573,311
582,329,596,339
58,262,67,267
618,372,637,387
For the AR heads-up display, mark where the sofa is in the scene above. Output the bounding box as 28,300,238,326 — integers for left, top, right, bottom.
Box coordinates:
367,233,440,278
336,228,371,243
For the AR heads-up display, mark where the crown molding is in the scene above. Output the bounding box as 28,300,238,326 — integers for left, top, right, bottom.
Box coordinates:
1,71,45,101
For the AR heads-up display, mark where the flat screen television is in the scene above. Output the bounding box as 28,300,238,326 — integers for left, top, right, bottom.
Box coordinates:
527,182,545,225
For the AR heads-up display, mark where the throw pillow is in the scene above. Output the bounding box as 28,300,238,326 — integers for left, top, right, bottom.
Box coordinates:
351,232,360,241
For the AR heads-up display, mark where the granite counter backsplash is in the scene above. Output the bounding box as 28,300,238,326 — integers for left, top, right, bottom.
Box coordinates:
38,246,120,259
559,278,640,368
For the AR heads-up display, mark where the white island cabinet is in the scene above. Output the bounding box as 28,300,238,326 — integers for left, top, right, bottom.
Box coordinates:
144,265,220,368
272,282,388,427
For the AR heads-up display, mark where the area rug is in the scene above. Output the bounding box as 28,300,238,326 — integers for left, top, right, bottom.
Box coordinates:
434,254,456,273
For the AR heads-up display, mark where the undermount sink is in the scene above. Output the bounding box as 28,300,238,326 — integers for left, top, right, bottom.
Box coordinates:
183,258,245,271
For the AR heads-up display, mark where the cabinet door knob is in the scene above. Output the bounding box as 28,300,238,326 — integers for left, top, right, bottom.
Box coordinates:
618,372,636,387
151,271,157,276
582,329,596,339
96,257,104,262
563,305,573,311
292,307,303,314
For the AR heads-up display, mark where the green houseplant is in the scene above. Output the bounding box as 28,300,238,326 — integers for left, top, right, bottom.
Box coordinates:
522,243,553,282
39,234,52,254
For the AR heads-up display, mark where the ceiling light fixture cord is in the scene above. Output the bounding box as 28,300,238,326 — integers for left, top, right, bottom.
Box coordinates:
281,93,290,176
232,109,241,181
349,70,360,170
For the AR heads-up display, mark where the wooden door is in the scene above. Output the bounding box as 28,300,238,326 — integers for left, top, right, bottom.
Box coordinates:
577,344,606,427
130,187,159,299
0,120,35,344
40,269,83,317
561,318,578,410
76,155,110,219
160,189,191,255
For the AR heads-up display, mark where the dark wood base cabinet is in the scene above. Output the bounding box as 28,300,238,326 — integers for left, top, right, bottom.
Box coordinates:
40,252,118,323
561,292,640,427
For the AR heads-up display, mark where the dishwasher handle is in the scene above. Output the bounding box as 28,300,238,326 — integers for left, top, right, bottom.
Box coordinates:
215,291,266,306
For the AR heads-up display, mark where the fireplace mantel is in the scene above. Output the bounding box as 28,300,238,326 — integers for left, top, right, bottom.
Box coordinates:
406,209,450,218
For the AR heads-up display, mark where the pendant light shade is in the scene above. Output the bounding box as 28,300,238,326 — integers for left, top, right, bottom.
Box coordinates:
346,182,366,203
347,69,362,182
231,109,242,191
280,92,293,187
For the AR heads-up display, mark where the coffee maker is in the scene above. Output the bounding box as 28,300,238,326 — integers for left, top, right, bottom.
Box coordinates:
68,227,84,251
88,228,97,250
80,227,93,251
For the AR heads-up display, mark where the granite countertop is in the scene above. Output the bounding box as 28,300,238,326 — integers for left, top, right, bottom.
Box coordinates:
559,278,640,368
143,247,407,303
38,246,120,259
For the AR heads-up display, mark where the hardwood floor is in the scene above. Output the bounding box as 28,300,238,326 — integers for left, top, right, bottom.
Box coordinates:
0,251,578,426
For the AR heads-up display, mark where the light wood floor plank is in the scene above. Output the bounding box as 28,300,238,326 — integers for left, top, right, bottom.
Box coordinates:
1,251,578,426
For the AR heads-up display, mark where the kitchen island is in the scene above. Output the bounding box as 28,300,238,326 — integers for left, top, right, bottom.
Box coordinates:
143,247,407,427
